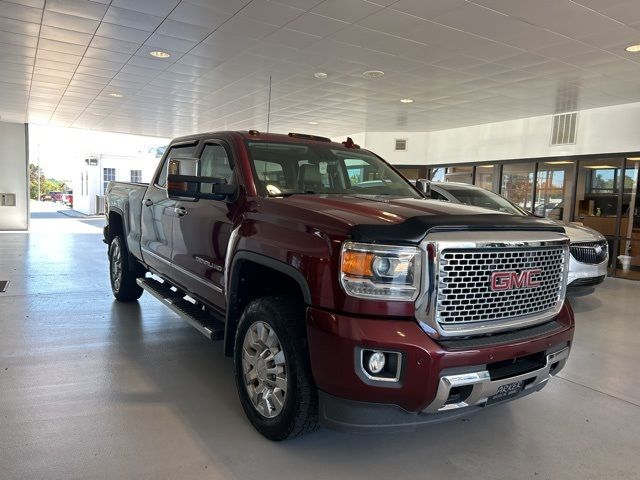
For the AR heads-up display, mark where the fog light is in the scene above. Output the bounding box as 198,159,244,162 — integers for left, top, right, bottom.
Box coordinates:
368,351,386,374
358,348,402,383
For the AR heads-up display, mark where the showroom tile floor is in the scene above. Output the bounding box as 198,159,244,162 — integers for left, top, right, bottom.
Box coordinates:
1,206,638,480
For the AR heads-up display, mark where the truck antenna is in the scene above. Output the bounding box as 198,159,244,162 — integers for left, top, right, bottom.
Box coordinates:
266,75,272,137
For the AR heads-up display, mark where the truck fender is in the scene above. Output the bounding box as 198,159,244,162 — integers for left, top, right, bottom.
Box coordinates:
223,251,312,356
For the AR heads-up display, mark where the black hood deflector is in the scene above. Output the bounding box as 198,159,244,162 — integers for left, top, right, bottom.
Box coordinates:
350,214,566,245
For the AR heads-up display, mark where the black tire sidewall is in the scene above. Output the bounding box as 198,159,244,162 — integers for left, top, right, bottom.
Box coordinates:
233,296,315,440
109,235,143,301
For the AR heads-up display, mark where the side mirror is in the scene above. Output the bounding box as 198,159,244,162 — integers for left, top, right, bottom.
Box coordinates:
167,174,237,201
166,156,237,201
415,178,431,198
167,156,199,179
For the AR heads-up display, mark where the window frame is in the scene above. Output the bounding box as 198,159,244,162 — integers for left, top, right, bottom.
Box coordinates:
103,167,115,194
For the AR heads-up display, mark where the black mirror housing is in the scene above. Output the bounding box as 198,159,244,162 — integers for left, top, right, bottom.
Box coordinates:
167,174,237,201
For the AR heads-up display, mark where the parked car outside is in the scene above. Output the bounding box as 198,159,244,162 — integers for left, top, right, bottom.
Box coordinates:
428,181,608,292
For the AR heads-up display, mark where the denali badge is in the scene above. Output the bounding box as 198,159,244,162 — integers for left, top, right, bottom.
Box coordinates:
490,269,542,291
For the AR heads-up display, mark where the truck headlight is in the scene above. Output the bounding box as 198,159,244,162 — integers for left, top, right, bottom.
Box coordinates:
340,241,422,301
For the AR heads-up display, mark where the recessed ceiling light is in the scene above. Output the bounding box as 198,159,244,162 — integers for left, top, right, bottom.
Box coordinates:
313,72,328,79
627,157,640,161
584,165,616,169
363,70,384,78
400,98,414,103
625,44,640,52
545,160,574,165
108,92,123,98
150,50,170,58
308,121,318,125
478,164,494,168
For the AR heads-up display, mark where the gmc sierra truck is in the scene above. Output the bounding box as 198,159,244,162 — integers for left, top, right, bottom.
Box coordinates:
104,130,575,440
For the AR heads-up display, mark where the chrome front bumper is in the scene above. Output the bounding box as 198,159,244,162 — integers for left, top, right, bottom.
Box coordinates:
423,346,570,413
567,254,608,286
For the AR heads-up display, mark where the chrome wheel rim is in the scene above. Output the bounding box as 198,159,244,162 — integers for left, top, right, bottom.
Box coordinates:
242,321,288,418
110,241,122,292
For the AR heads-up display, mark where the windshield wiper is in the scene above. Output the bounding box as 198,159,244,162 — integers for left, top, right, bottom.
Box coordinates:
267,191,317,197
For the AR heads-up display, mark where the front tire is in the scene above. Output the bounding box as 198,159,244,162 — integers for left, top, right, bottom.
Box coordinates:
234,295,319,440
109,235,143,301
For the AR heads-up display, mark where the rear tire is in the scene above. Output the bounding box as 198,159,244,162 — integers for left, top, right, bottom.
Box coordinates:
109,235,143,301
234,295,319,440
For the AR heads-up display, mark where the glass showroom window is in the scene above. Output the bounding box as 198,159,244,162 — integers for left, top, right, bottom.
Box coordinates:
574,159,623,227
502,163,534,211
475,164,494,191
616,158,640,280
103,168,116,194
130,170,142,183
429,167,445,182
444,166,473,184
394,166,421,180
535,161,575,222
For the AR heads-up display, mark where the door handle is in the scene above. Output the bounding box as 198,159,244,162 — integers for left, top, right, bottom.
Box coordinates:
174,207,188,217
144,199,153,207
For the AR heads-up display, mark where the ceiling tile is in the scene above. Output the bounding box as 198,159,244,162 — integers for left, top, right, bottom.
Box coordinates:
95,23,150,43
310,0,381,23
84,46,131,63
282,12,347,37
40,25,93,45
144,33,197,53
167,1,230,28
216,16,279,39
111,0,179,17
356,8,424,36
0,29,38,47
391,0,467,20
42,10,99,34
155,19,210,42
45,0,108,20
89,36,140,54
1,3,41,26
102,6,163,31
0,16,40,36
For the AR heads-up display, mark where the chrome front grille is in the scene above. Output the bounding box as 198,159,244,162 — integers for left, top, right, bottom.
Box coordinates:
436,246,566,326
570,241,608,265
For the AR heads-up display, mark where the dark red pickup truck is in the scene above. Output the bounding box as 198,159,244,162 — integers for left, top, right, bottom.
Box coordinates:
104,130,574,440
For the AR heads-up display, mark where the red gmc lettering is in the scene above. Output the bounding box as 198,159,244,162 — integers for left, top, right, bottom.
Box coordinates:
491,269,542,291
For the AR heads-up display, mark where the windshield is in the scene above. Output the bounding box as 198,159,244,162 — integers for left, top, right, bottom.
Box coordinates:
246,141,421,198
438,185,528,215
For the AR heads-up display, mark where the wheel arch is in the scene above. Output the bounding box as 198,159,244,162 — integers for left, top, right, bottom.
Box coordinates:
106,207,126,243
224,251,311,356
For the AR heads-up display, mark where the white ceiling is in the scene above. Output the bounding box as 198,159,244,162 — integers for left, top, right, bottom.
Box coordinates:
2,0,640,139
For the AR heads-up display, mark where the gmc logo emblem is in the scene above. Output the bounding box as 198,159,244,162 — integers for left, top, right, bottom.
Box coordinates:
490,269,542,291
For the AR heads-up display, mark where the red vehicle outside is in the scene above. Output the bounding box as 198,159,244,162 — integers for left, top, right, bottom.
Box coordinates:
104,131,574,439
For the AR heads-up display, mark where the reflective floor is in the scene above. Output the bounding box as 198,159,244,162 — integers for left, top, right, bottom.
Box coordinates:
1,203,638,480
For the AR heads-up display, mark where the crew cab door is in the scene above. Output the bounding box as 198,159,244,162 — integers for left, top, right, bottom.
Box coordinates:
170,140,237,310
140,142,198,276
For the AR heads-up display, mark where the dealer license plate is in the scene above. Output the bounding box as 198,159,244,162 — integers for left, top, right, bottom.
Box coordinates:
487,380,524,404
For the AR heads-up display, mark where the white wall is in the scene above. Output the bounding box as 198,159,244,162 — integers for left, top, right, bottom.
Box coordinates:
351,101,640,166
0,122,28,230
73,153,159,215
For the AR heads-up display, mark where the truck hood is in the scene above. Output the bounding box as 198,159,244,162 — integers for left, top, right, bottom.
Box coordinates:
272,194,565,244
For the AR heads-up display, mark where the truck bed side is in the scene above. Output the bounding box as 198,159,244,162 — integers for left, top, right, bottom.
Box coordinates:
105,181,148,262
